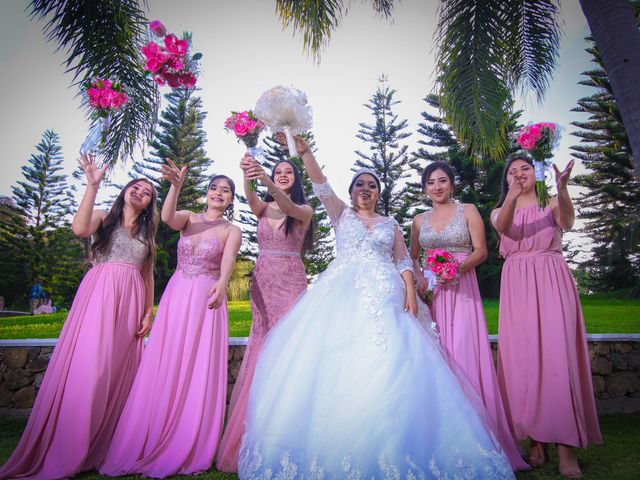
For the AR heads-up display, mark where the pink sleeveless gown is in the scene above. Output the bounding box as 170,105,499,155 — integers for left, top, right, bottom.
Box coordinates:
216,206,307,472
420,205,528,470
0,226,147,480
100,216,230,478
497,205,602,447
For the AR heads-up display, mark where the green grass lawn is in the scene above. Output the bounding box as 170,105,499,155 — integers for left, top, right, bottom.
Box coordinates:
0,414,638,479
1,295,638,339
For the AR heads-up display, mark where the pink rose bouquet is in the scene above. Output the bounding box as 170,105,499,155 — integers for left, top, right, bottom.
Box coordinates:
516,122,561,208
80,78,128,155
419,249,459,304
141,20,200,89
225,110,266,191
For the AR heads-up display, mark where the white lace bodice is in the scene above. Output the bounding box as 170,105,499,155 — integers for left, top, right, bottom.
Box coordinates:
313,181,413,275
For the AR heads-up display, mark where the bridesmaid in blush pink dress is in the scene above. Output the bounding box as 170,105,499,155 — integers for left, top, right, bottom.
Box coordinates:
216,148,312,473
410,161,528,472
0,155,159,480
99,162,242,478
492,155,601,478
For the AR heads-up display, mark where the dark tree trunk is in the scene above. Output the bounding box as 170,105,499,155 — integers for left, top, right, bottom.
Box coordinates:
580,0,640,172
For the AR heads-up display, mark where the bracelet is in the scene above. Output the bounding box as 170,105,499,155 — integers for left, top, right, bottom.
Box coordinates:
144,313,153,318
268,188,279,195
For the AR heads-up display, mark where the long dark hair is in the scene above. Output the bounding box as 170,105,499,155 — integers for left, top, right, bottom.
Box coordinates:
264,160,314,253
207,175,236,221
495,154,535,209
421,161,456,195
90,178,159,276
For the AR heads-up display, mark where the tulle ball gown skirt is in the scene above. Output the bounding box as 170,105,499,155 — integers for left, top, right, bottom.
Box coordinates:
0,262,145,480
238,260,515,480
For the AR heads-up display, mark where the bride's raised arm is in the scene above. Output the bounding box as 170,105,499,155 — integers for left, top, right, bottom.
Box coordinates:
275,132,346,225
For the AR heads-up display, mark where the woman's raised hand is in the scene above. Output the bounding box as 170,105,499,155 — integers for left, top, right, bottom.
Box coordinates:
553,160,574,191
77,153,107,187
274,132,309,156
160,158,187,187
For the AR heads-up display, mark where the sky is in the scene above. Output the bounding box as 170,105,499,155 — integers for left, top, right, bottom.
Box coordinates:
0,0,595,246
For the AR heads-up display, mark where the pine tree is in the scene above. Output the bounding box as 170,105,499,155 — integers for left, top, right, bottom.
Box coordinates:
353,75,413,231
130,88,213,295
11,130,85,305
236,132,334,276
412,95,520,298
0,196,30,308
571,38,640,295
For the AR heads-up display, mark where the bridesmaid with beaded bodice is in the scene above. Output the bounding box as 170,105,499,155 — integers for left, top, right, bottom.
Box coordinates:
410,161,528,471
216,151,312,472
0,156,159,480
100,163,242,478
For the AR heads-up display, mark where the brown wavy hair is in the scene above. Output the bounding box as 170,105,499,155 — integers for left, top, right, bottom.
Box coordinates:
90,178,159,276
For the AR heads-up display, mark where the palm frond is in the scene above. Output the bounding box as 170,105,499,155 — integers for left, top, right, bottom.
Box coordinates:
275,0,346,60
504,0,562,100
371,0,395,18
435,0,512,161
29,0,158,167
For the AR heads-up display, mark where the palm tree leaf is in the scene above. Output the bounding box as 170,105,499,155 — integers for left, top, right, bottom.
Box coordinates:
435,0,512,161
275,0,346,60
504,0,562,100
29,0,158,168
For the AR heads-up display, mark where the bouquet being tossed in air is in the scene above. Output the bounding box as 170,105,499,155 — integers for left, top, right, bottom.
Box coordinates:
80,78,129,155
516,122,561,208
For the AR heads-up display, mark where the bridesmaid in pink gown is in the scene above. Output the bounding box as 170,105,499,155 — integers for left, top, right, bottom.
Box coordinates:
492,156,601,478
0,155,158,480
216,149,312,473
410,161,528,471
100,161,242,478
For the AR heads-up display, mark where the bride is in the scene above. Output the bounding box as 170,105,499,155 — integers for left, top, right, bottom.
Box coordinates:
238,135,516,480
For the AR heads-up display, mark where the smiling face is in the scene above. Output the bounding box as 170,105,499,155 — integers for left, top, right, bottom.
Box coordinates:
425,169,453,204
507,159,536,192
350,173,380,210
273,161,296,193
124,180,154,212
207,178,234,212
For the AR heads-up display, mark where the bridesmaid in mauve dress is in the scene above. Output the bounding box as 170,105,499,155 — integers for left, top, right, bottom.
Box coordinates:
0,155,159,480
492,155,601,478
216,148,312,473
410,161,528,472
99,162,242,478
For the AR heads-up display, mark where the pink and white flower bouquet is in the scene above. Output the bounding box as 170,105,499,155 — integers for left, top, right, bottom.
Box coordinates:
141,20,200,89
80,78,129,155
516,122,561,208
225,110,266,191
419,249,459,304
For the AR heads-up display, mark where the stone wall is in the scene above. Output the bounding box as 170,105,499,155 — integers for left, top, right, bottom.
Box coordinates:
2,335,640,416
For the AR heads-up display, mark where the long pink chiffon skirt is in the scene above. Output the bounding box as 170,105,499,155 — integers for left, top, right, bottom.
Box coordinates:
497,252,601,447
0,262,145,480
99,271,228,478
429,254,528,470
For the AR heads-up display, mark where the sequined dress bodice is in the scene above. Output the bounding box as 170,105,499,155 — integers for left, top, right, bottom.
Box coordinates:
176,216,227,278
93,224,148,267
419,204,472,254
256,206,306,256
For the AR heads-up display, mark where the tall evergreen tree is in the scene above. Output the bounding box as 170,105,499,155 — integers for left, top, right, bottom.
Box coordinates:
353,75,413,230
0,196,30,308
130,88,213,295
412,95,521,298
10,130,85,306
571,37,640,295
236,132,334,276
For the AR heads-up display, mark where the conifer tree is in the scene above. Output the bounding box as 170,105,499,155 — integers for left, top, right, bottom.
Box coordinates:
0,196,30,308
353,75,413,231
130,88,213,294
571,38,640,295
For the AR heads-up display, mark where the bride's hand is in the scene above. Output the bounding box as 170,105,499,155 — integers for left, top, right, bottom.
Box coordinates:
405,292,418,317
274,132,310,156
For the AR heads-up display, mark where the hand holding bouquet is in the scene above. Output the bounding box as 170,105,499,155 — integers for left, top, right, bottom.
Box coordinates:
142,20,199,89
418,249,459,304
516,122,561,208
224,110,266,191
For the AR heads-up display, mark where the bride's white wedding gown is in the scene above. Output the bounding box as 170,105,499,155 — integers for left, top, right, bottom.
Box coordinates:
238,181,515,480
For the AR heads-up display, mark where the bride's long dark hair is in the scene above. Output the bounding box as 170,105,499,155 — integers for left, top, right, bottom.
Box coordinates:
90,178,159,276
264,160,314,253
